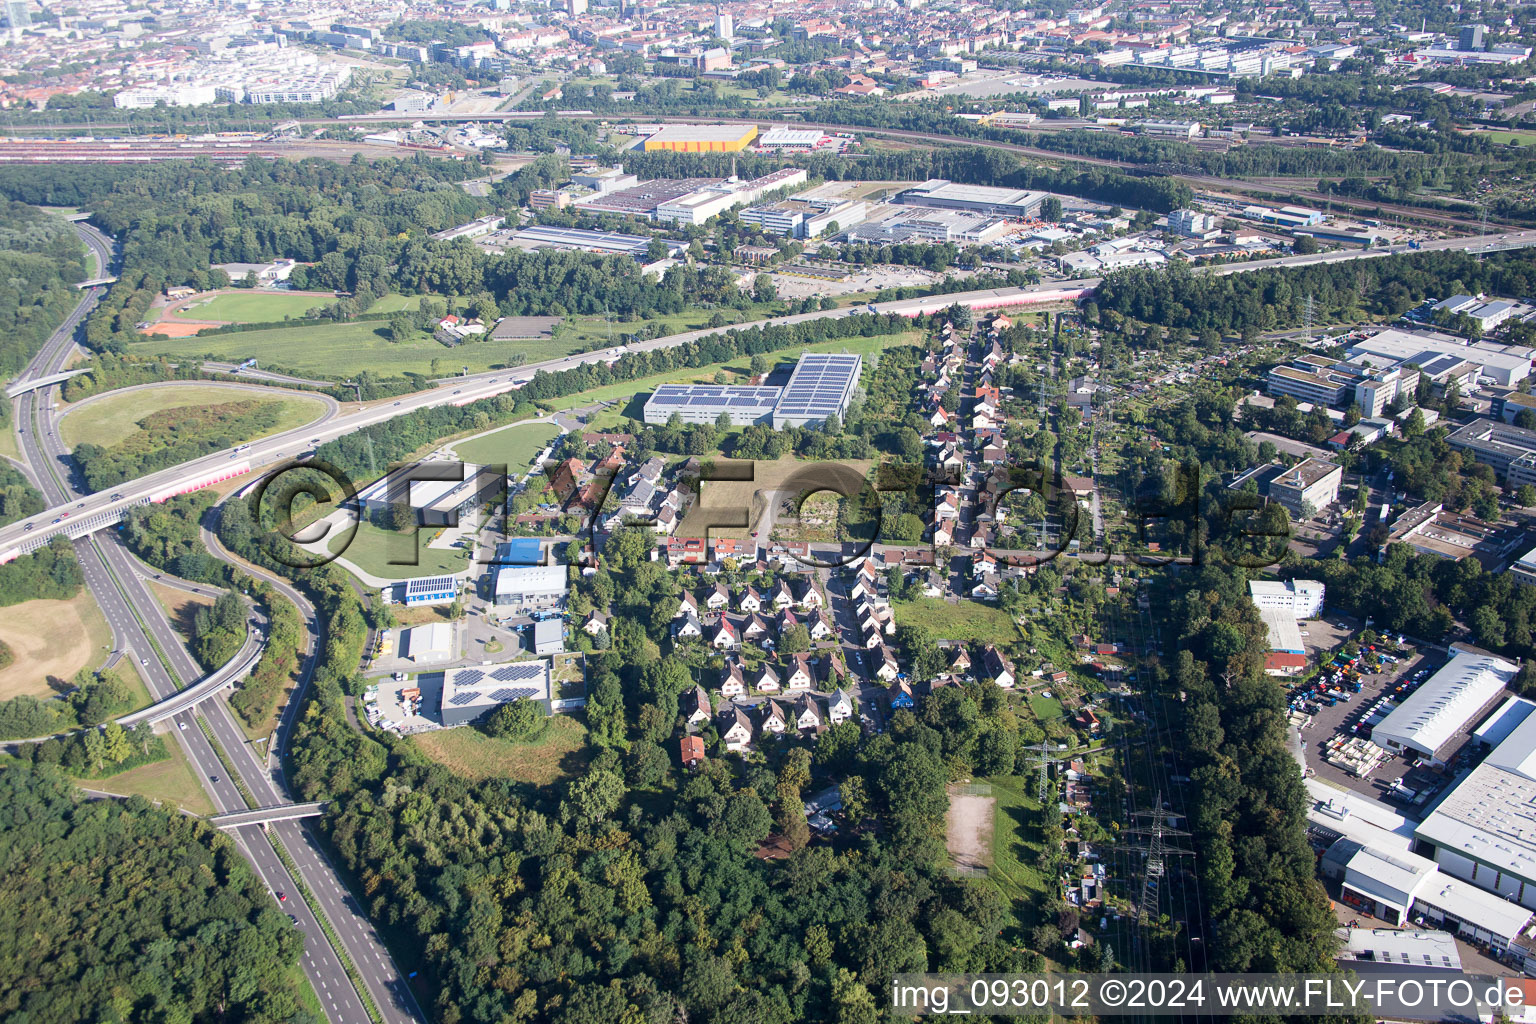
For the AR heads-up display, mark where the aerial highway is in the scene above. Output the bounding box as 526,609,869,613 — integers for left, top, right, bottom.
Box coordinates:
6,224,1536,564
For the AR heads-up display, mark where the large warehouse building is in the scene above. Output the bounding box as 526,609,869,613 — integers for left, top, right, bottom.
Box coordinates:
1371,647,1518,763
1416,707,1536,912
643,124,758,152
439,660,549,727
492,564,568,616
897,178,1048,219
643,351,863,429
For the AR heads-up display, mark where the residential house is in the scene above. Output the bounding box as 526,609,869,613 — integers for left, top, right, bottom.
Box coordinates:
680,734,706,769
807,609,835,641
742,613,770,643
794,693,824,731
796,580,824,609
769,580,795,610
887,678,915,709
673,613,703,640
720,661,748,697
983,645,1015,688
760,698,789,736
720,706,754,751
950,646,972,674
874,646,901,681
784,654,815,692
739,585,763,613
684,684,712,726
754,663,781,694
827,688,854,725
583,610,609,636
710,617,740,650
705,583,730,611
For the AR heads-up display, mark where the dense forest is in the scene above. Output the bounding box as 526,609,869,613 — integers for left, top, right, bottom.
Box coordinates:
0,765,314,1024
0,199,88,376
1162,567,1340,972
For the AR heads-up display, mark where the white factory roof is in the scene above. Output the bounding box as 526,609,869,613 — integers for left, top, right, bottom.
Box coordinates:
1473,696,1536,749
1344,844,1437,907
1415,760,1536,886
1371,648,1517,757
1306,777,1417,852
493,564,568,596
1349,328,1531,377
1260,607,1304,653
1415,872,1536,941
1486,708,1536,781
405,622,453,660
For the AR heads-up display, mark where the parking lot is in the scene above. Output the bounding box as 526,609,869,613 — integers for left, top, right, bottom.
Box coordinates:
365,674,444,735
1295,638,1447,806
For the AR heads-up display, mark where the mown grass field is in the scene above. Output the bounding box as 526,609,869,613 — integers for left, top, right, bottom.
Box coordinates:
59,384,326,450
450,420,561,468
170,291,338,323
409,714,589,784
132,320,580,379
329,521,474,580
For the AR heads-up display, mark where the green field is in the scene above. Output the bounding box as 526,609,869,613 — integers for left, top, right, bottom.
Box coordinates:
329,521,474,579
451,420,561,468
79,739,215,815
891,596,1020,645
983,775,1049,937
60,384,327,449
1029,694,1066,720
171,291,339,323
409,713,589,784
1467,129,1536,147
132,320,580,379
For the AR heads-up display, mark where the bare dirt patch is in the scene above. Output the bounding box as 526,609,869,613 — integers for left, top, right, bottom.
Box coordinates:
947,782,997,875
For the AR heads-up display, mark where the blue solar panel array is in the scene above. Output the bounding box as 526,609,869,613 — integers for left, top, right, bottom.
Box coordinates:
773,353,863,421
649,384,782,410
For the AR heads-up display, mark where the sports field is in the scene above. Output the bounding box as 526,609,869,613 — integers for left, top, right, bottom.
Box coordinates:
0,591,113,699
450,420,561,468
132,320,580,379
59,383,326,449
170,291,338,323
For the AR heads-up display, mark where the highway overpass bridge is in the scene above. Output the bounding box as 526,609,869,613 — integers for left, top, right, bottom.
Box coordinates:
117,638,264,727
209,802,328,828
6,367,88,398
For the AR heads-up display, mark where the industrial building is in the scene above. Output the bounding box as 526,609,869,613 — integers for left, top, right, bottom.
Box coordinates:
847,207,1008,245
1415,707,1536,914
502,225,683,261
642,123,758,152
577,177,726,218
1266,457,1342,517
643,384,783,426
357,463,503,527
771,352,864,429
438,660,549,727
430,216,505,242
533,618,564,655
1432,294,1522,333
492,564,567,615
1348,328,1532,387
1446,419,1536,480
1167,209,1218,238
1249,579,1325,619
404,622,454,663
1265,357,1420,417
1372,648,1518,762
897,179,1047,219
643,351,863,429
493,538,544,565
402,576,458,608
739,198,867,239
